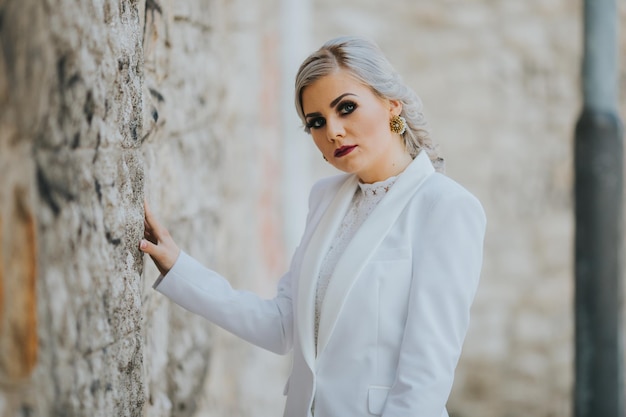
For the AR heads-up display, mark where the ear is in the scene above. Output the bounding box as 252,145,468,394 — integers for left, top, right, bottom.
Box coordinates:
388,99,403,117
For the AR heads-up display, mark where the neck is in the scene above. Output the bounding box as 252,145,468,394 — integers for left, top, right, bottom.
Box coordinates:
358,151,413,184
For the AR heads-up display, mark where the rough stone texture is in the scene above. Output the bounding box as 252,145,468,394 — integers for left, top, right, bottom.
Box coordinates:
0,0,147,415
1,0,287,416
140,0,287,416
0,0,624,416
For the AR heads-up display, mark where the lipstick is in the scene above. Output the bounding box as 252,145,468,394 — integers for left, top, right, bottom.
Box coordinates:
334,145,357,158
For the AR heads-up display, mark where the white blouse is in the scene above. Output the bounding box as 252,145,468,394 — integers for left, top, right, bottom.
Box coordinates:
314,175,398,349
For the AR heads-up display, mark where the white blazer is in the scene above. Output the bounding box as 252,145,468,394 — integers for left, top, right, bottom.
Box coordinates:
154,151,486,417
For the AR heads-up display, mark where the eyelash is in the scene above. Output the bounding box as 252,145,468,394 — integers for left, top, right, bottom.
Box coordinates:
339,101,357,115
306,118,324,130
306,101,358,130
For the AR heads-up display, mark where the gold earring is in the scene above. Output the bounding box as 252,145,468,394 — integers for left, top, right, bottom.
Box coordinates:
390,115,407,135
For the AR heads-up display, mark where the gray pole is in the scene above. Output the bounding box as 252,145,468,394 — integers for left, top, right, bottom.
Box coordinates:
574,0,624,416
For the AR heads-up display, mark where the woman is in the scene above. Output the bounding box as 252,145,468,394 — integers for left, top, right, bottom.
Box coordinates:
140,36,486,417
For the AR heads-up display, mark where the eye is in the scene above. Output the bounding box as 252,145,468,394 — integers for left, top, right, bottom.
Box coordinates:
306,117,326,130
338,101,357,115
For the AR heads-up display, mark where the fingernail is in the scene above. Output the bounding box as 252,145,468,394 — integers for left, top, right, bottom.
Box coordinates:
140,240,147,250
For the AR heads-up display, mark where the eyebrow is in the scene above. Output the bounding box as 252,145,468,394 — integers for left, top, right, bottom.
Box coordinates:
304,93,357,119
330,93,356,108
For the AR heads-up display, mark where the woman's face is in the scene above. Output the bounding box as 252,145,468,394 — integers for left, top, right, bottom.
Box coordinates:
301,69,410,183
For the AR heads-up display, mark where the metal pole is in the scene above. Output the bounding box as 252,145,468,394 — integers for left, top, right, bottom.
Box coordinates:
574,0,624,416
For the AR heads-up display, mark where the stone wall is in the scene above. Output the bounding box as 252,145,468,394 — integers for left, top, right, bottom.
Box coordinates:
1,0,146,415
0,0,286,416
140,0,287,415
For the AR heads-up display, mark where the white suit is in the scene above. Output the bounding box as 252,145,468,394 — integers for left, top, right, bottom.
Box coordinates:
154,151,486,417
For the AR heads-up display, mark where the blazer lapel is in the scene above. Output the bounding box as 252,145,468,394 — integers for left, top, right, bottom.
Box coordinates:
297,174,359,371
316,151,435,357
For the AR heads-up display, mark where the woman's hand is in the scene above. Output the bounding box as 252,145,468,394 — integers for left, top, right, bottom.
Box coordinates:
139,201,181,276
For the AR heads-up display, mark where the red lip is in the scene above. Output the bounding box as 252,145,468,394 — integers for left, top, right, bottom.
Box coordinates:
334,145,357,158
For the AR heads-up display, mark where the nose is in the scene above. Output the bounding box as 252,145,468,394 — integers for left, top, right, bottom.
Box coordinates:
325,117,345,142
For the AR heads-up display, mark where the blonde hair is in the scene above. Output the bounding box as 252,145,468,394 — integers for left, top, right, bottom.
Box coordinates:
294,36,444,172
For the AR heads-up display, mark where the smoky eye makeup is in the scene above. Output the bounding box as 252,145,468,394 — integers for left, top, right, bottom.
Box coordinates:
337,100,357,115
306,117,326,129
304,97,357,129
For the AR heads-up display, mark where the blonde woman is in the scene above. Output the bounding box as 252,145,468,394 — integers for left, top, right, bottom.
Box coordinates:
141,36,486,417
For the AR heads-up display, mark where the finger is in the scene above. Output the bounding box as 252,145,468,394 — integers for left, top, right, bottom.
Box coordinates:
144,201,166,238
143,217,158,242
144,218,154,234
139,238,161,257
144,231,157,245
144,220,157,238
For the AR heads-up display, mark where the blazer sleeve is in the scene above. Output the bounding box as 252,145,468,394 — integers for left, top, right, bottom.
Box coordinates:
151,176,336,356
382,190,486,416
153,251,294,354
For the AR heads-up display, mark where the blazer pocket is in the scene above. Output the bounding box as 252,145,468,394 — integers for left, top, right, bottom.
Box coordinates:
367,385,390,415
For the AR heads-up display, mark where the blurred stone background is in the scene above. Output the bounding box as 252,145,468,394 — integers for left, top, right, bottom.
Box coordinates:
0,0,624,416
